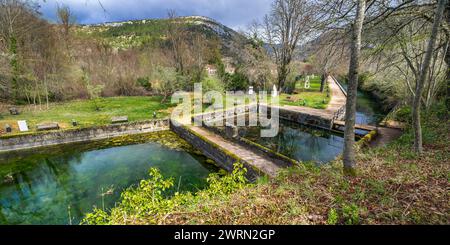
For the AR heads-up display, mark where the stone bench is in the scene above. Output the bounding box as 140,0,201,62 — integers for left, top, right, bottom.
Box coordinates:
111,116,128,124
37,123,60,131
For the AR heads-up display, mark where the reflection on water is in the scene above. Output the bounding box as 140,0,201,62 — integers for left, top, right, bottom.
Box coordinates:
240,120,344,164
0,132,216,225
342,84,385,125
355,90,384,125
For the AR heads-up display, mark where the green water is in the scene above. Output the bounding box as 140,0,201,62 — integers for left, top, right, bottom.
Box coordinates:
0,131,217,225
342,84,386,125
240,120,345,164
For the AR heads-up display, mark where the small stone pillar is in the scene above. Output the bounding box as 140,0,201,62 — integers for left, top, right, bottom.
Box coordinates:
272,85,278,97
225,123,239,139
5,124,12,133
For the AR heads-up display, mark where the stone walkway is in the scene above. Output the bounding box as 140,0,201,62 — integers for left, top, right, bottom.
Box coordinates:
189,126,281,177
326,75,347,112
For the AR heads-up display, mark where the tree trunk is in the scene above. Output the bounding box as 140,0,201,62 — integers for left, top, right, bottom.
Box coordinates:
320,73,326,93
278,64,288,91
412,0,447,154
44,76,49,110
343,0,366,175
446,42,450,114
445,1,450,113
9,36,19,102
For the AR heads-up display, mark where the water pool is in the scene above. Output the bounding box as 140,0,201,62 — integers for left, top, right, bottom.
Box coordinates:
0,131,217,224
341,84,386,125
239,120,344,164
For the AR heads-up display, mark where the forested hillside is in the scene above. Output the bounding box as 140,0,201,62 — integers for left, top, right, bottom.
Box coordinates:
0,4,271,106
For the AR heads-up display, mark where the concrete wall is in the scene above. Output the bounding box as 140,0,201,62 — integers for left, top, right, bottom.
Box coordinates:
0,119,169,152
170,122,261,181
194,103,333,130
201,123,298,168
260,104,333,130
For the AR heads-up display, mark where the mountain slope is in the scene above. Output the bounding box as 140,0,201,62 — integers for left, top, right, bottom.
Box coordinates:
77,16,256,63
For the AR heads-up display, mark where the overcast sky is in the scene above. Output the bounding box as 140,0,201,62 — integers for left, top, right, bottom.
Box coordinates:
39,0,273,30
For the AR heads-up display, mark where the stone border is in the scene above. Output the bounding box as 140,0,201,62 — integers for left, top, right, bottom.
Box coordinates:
0,119,170,152
200,122,299,168
356,130,378,148
170,122,263,181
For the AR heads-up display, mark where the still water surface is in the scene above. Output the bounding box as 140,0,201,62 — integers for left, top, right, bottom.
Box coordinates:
0,132,217,224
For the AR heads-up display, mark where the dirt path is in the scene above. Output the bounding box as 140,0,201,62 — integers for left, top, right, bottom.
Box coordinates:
370,127,404,147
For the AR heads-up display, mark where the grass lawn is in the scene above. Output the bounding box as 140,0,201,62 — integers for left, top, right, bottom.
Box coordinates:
280,75,330,109
295,74,323,91
0,96,175,135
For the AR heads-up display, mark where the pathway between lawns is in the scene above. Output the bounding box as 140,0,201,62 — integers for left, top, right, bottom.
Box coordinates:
279,76,347,120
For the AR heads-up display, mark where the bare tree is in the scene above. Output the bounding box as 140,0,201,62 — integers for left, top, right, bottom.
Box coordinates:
261,0,313,91
412,0,447,154
445,2,450,113
309,31,349,92
57,4,76,51
342,0,366,175
393,22,446,112
166,10,186,75
0,0,37,101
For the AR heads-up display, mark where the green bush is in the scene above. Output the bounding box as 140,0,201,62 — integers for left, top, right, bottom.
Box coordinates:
81,163,249,225
327,208,339,225
394,106,412,123
284,80,296,94
202,76,225,92
341,203,361,225
226,72,249,91
137,77,151,91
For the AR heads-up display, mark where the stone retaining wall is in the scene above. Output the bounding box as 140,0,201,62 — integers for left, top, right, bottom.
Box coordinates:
0,119,169,152
200,123,298,168
260,104,334,130
194,103,333,130
170,122,260,181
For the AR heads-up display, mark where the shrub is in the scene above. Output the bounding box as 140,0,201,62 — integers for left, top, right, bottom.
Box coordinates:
283,80,296,94
341,203,361,225
81,163,249,225
137,77,151,91
327,208,339,225
394,106,412,123
202,76,224,92
226,72,249,91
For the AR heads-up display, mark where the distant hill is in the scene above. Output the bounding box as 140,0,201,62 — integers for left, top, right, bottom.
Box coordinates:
77,16,263,66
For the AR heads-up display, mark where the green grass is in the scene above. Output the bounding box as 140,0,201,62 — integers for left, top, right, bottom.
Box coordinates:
295,75,323,91
279,93,330,109
0,96,175,135
280,75,330,109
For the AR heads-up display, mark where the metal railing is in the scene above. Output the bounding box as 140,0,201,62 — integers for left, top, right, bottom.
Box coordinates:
333,105,346,121
330,75,347,97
